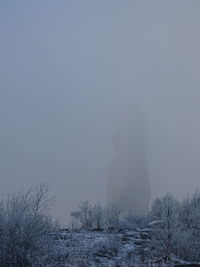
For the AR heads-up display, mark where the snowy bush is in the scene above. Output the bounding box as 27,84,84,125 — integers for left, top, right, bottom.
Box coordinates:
149,193,180,260
71,200,148,233
92,203,105,231
78,200,94,230
105,204,121,232
91,235,122,258
148,191,200,263
177,191,200,262
71,200,105,231
0,184,58,267
71,201,123,232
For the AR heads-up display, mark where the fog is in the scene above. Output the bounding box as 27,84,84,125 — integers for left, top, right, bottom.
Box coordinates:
107,105,151,215
1,1,200,223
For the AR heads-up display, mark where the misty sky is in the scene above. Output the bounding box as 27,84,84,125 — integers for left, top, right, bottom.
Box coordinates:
1,1,200,223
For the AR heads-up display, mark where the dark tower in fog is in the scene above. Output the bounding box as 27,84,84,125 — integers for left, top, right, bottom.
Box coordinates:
107,108,150,215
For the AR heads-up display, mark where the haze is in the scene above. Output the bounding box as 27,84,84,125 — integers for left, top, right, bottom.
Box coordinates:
1,1,200,223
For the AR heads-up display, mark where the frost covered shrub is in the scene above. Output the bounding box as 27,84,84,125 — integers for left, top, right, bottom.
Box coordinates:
149,191,200,262
92,203,105,231
121,211,150,230
71,200,105,231
78,200,94,230
71,201,123,232
177,191,200,262
0,184,58,267
148,193,180,260
91,235,122,257
105,204,121,232
62,240,93,267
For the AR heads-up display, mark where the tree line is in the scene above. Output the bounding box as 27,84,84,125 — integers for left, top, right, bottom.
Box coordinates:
1,184,200,266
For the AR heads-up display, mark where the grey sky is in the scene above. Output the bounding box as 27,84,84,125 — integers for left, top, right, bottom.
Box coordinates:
1,1,200,223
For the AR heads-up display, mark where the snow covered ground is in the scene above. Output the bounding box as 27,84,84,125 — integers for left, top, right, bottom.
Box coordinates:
53,228,175,267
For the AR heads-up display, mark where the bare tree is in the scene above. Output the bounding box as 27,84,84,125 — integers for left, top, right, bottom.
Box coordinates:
105,203,121,232
92,203,104,230
0,184,58,267
78,200,94,230
149,193,179,261
177,191,200,262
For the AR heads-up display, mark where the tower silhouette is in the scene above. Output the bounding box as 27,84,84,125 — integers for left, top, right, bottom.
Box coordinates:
107,107,150,215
